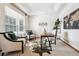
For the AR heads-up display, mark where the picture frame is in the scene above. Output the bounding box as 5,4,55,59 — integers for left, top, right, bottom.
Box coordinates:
63,8,79,29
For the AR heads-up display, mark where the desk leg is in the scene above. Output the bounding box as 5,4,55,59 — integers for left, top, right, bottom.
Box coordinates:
40,37,43,56
39,52,43,56
41,37,42,50
47,51,51,54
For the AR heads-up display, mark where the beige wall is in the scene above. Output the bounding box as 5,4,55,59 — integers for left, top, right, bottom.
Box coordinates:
29,14,57,35
0,4,5,50
0,4,5,32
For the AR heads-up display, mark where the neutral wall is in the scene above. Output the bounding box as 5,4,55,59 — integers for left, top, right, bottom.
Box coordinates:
0,4,5,32
59,3,79,51
0,4,5,50
29,14,57,35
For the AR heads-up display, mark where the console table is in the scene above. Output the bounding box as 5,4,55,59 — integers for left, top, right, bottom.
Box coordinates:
40,33,55,56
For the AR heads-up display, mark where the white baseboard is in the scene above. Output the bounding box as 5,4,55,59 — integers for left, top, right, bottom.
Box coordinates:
60,39,79,52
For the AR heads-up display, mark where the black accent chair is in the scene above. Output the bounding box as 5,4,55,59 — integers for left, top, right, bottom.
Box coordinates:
26,30,36,40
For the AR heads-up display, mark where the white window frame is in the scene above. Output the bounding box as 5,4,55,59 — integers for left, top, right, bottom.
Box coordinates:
5,6,25,35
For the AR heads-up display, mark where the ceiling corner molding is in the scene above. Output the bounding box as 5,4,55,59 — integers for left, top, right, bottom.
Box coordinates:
10,3,30,15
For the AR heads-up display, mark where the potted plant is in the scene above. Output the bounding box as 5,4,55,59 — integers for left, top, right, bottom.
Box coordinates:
53,19,61,44
53,19,60,29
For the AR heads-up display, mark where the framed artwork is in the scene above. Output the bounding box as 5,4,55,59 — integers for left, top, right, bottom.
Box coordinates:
63,8,79,29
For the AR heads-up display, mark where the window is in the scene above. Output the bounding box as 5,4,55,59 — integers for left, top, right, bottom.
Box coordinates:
19,20,23,31
5,15,16,32
5,6,25,35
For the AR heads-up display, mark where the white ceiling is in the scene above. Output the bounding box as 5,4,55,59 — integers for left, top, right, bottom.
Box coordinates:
15,3,68,15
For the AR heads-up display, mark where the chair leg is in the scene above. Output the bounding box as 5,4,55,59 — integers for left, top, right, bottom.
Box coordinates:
22,49,24,53
22,41,24,53
22,46,24,53
1,52,5,56
47,51,51,54
39,52,43,56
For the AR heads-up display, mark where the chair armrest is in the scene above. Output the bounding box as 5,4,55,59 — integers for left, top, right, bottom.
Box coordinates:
17,36,27,39
3,33,24,53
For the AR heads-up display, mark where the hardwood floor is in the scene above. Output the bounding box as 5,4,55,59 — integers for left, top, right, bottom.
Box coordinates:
0,39,79,56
